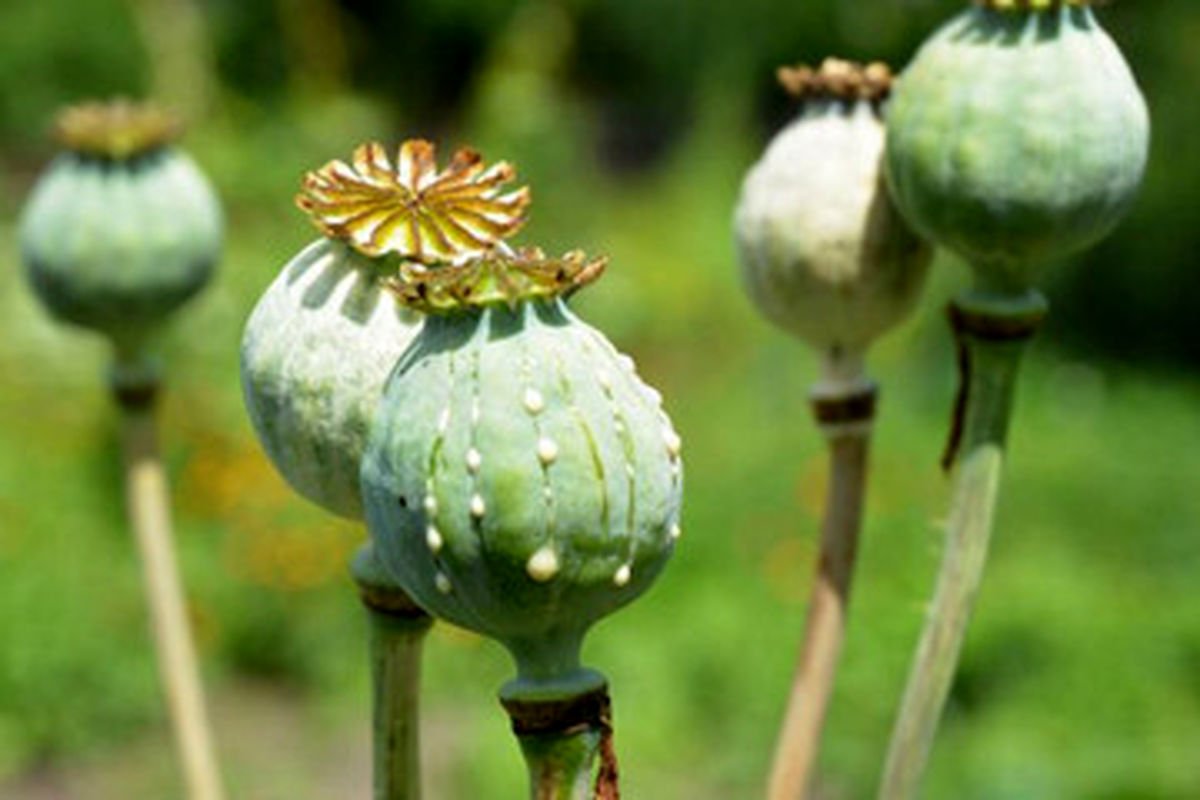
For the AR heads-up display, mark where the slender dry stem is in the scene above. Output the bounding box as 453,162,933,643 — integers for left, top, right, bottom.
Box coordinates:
120,404,225,800
769,431,871,799
768,367,876,800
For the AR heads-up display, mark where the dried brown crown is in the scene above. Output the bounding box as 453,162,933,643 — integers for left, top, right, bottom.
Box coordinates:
54,99,180,160
777,58,893,106
296,139,531,263
387,246,607,314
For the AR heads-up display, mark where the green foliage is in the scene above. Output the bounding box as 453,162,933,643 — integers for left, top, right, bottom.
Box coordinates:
0,0,144,158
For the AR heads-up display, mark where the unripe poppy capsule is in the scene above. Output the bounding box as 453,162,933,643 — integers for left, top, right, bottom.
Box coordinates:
885,0,1149,289
362,245,683,697
20,100,222,358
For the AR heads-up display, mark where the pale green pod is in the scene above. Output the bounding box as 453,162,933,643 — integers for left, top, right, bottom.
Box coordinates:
362,298,683,697
885,2,1149,290
19,147,222,353
240,239,421,519
736,91,931,355
241,137,531,519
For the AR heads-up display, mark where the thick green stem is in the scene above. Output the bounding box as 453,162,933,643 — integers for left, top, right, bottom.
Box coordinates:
878,290,1045,800
115,379,225,800
366,606,433,800
518,727,604,800
501,683,617,800
768,368,876,800
353,546,433,800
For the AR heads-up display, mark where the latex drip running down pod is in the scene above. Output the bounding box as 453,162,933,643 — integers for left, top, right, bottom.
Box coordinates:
363,247,683,696
20,99,222,384
241,140,530,518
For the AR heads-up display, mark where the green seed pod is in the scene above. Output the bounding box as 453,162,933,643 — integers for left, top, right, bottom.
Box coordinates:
885,0,1149,290
735,59,931,358
241,140,530,518
241,238,421,518
19,100,222,355
361,249,683,698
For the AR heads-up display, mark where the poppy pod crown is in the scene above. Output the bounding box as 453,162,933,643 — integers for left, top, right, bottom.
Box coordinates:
242,139,531,518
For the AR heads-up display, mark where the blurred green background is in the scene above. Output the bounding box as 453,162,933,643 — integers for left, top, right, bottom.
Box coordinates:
1,0,1198,797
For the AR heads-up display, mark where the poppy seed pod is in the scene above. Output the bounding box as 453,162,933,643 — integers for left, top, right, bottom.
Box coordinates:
19,100,222,357
885,0,1149,290
361,250,683,699
735,59,931,359
241,140,530,518
240,238,421,518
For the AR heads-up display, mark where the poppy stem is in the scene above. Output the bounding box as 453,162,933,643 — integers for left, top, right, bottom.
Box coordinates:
115,366,225,800
352,546,434,800
768,363,877,800
878,289,1046,800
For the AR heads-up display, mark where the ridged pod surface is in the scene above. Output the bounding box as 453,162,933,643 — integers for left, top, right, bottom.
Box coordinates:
20,148,221,351
240,239,421,518
361,298,683,694
736,90,931,354
885,3,1149,289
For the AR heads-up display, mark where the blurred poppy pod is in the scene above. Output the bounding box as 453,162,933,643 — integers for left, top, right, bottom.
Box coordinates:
19,99,222,360
735,59,931,361
884,0,1149,290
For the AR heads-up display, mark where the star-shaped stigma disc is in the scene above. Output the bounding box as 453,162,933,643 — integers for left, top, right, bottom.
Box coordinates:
296,139,532,263
388,247,608,313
